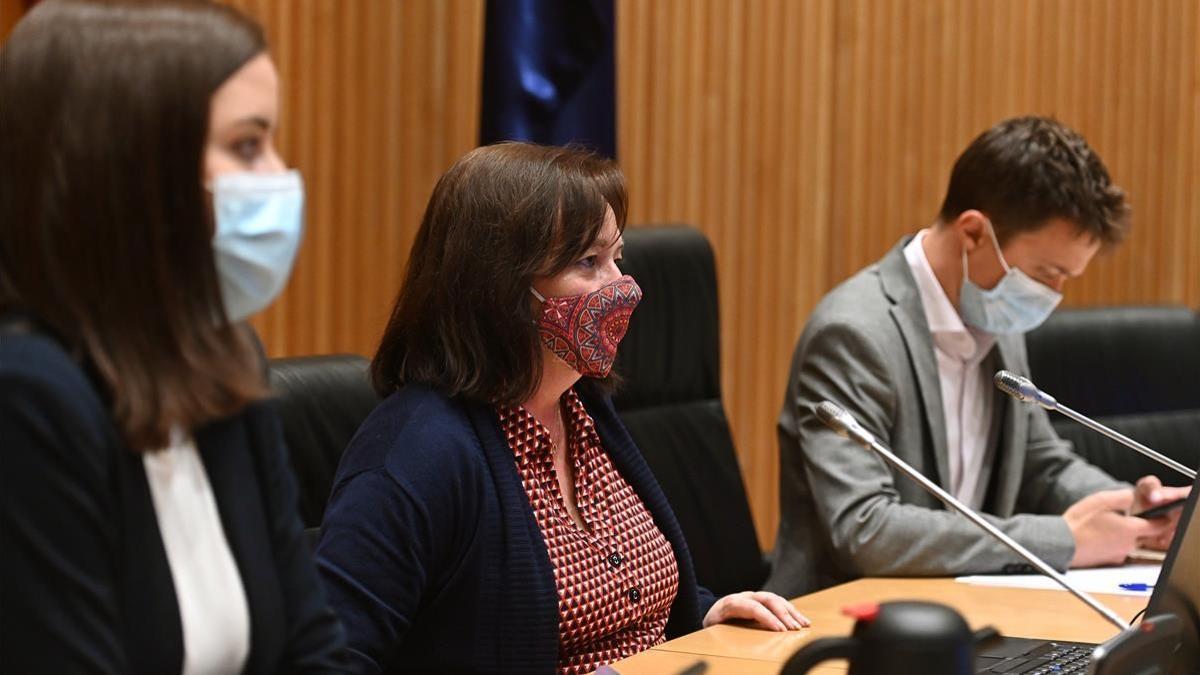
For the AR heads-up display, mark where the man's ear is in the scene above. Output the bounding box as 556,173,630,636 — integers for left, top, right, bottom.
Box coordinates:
952,210,990,254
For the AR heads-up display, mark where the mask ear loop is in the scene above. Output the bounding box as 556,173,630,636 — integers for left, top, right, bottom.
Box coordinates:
980,217,1012,274
529,287,547,302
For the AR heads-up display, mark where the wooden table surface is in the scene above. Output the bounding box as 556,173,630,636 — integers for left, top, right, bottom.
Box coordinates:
611,577,1149,674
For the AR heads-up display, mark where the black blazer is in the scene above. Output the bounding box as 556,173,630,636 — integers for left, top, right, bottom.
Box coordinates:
0,328,346,674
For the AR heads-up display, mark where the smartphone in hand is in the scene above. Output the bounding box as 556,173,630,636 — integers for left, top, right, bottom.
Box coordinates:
1132,496,1187,519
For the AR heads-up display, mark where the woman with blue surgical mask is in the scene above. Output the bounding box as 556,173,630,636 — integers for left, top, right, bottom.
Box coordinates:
205,56,305,322
0,1,342,673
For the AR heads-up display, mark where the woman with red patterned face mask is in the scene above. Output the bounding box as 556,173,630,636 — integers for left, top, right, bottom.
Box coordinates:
314,142,810,674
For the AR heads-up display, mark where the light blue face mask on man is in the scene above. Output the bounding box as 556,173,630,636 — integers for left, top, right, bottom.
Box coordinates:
211,170,305,322
959,218,1062,335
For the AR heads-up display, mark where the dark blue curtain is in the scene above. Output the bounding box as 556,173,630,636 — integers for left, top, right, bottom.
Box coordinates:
479,0,616,159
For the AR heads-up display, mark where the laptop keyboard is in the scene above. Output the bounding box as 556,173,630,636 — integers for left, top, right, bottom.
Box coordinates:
977,641,1095,674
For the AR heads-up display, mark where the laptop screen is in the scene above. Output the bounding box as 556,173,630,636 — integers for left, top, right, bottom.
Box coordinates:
1144,473,1199,674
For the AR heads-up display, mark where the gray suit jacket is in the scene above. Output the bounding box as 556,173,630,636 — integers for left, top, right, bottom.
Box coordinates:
764,238,1123,598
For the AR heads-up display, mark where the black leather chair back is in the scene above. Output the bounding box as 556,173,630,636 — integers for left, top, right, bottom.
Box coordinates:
1026,306,1200,487
268,354,380,527
613,225,768,596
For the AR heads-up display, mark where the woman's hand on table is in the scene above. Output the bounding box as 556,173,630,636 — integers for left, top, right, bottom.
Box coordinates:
702,591,811,631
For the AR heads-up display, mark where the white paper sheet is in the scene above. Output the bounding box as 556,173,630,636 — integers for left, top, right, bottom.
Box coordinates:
955,564,1161,597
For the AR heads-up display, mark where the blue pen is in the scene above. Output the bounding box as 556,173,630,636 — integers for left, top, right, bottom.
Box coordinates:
1119,583,1154,591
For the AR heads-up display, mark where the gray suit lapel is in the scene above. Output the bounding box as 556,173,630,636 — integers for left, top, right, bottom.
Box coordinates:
878,239,951,487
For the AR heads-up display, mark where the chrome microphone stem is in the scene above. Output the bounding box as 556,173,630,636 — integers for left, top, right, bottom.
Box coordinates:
859,434,1131,631
1054,404,1197,480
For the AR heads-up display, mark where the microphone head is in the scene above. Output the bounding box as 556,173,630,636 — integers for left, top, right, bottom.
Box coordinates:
815,401,850,436
994,370,1057,409
994,370,1033,402
815,401,879,447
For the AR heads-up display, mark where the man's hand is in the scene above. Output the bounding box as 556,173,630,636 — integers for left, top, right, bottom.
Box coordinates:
1130,475,1192,550
1065,489,1170,567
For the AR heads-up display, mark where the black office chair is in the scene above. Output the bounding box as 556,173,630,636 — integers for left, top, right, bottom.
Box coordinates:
268,354,380,535
1026,306,1200,487
613,224,769,597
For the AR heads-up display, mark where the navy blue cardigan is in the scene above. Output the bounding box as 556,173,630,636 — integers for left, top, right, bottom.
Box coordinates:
315,383,716,673
0,328,346,674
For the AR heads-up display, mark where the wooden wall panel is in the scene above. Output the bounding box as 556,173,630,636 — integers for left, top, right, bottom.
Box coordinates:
225,0,485,358
618,0,835,549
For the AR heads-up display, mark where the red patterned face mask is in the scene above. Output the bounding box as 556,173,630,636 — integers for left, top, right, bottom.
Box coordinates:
531,275,643,378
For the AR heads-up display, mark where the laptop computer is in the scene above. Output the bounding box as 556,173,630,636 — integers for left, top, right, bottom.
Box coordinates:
974,473,1199,674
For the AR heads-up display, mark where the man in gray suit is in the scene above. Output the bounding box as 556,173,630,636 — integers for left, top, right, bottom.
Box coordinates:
766,116,1191,598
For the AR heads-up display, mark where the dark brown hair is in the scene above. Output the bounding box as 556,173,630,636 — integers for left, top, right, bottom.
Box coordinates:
372,142,628,404
938,116,1130,247
0,0,270,450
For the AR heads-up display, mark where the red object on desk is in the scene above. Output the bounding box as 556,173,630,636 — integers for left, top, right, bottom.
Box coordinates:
841,601,881,622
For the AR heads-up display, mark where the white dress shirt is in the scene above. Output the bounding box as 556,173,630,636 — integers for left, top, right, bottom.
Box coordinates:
144,428,251,675
904,230,997,509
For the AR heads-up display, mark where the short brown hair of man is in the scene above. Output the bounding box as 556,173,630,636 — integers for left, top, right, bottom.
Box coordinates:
938,116,1130,248
371,142,628,405
0,0,271,451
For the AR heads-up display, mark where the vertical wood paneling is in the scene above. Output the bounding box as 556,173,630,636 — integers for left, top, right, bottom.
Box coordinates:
5,0,1194,550
225,0,486,359
619,0,836,548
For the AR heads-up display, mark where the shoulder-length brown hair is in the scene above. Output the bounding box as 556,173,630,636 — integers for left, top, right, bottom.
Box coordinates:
372,142,628,405
0,0,270,451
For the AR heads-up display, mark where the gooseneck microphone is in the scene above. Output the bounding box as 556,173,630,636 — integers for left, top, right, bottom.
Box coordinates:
814,401,1131,631
993,370,1196,480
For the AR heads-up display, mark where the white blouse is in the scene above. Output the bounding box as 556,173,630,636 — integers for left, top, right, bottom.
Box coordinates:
143,428,251,675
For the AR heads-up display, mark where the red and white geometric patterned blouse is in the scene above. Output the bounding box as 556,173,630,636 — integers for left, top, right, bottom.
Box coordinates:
498,388,680,675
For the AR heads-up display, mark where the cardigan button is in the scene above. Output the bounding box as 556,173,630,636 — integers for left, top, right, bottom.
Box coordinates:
628,587,641,602
608,553,623,568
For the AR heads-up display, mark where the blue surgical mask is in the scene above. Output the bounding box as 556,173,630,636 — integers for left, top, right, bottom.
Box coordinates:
210,170,305,322
959,219,1062,335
